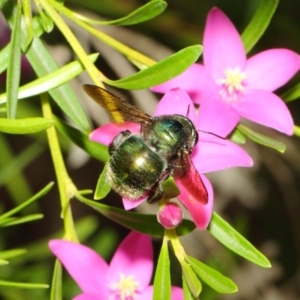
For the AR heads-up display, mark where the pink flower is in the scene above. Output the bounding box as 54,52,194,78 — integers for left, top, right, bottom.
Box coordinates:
157,202,184,229
152,7,300,137
90,88,252,229
49,231,183,300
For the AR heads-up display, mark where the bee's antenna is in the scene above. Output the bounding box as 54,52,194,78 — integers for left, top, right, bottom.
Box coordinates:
197,129,226,140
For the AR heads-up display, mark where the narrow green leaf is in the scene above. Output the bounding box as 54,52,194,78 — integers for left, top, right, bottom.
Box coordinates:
0,54,99,103
94,164,111,200
241,0,279,53
79,198,196,237
0,182,54,221
22,0,34,50
107,45,203,90
0,141,44,188
0,280,49,289
37,8,54,33
238,124,286,153
182,275,197,300
181,260,202,298
0,14,46,74
25,36,91,132
0,249,27,260
6,0,22,119
186,255,238,294
54,117,110,163
74,0,167,25
0,117,53,134
50,260,63,300
0,214,44,227
153,236,171,300
0,259,9,265
0,44,11,74
293,125,300,137
208,212,271,268
229,127,246,144
281,82,300,103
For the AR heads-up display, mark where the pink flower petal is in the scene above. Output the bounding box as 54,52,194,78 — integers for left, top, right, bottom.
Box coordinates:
89,123,140,145
203,7,246,80
154,88,197,124
108,231,153,291
73,294,102,300
137,286,154,300
151,64,217,104
197,94,240,137
137,286,183,300
122,197,146,210
233,89,294,135
171,286,184,300
246,49,300,91
49,240,109,296
192,132,253,173
176,174,213,229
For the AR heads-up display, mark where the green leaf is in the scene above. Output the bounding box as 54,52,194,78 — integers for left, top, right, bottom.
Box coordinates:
0,54,99,104
237,124,286,153
106,45,203,90
0,117,53,134
25,36,91,132
0,249,27,260
241,0,279,53
208,212,271,268
182,274,197,300
37,8,54,33
74,0,167,25
0,182,53,222
54,117,110,163
181,260,202,298
229,127,246,144
153,236,171,300
79,198,196,237
6,0,22,119
50,260,63,300
94,164,111,199
0,214,44,227
0,280,49,289
0,141,44,189
293,125,300,137
0,43,11,74
22,0,34,50
281,82,300,103
0,259,8,265
0,13,46,74
186,255,238,294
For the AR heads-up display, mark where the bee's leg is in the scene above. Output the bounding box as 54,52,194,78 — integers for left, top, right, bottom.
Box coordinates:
147,167,172,203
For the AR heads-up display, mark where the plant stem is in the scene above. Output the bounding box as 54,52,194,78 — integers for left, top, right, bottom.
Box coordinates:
41,93,78,242
48,0,156,67
38,0,104,87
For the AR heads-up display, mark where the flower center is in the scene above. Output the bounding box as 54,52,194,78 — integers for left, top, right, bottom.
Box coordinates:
109,273,140,300
217,67,247,103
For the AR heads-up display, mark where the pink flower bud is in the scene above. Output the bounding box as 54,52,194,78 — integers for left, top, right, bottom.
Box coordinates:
157,202,183,229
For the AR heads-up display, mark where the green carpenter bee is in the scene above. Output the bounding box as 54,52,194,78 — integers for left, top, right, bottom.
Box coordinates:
83,85,208,204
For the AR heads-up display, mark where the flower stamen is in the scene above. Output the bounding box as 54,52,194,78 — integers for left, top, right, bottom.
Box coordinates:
217,67,247,103
109,273,140,300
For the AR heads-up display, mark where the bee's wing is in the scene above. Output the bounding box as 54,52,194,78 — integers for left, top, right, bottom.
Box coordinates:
83,84,152,124
178,151,208,205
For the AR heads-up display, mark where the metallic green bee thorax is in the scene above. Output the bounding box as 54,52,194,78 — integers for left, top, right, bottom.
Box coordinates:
143,114,198,160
